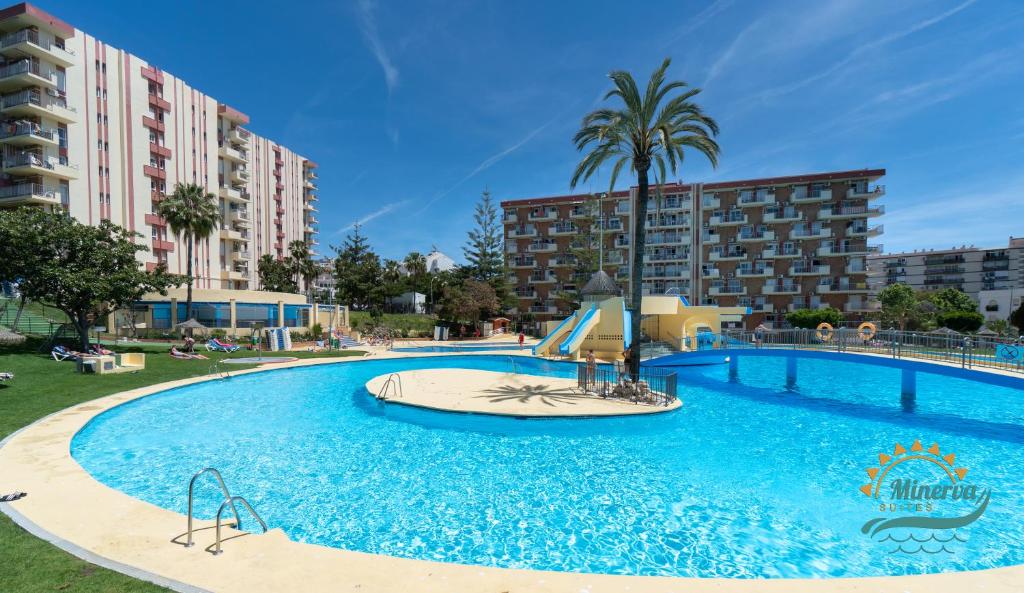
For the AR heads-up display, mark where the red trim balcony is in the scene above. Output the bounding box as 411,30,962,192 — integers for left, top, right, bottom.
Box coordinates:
149,143,172,158
217,104,250,125
152,238,174,252
144,213,165,226
148,93,171,111
140,66,164,85
151,191,166,204
142,116,164,132
276,231,285,239
275,182,284,191
145,262,158,272
143,165,166,180
276,207,285,216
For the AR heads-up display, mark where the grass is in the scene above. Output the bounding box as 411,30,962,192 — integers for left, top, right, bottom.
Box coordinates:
349,311,436,335
0,339,365,593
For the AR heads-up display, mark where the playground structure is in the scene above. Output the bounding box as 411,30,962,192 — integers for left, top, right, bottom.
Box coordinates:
533,294,748,360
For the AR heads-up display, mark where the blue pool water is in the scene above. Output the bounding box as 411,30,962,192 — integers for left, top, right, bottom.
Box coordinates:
71,354,1024,578
392,344,525,353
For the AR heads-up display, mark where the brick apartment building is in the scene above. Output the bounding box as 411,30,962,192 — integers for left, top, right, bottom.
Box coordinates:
502,169,886,328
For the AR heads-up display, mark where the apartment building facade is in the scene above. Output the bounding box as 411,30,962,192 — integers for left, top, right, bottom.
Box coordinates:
502,169,886,328
867,238,1024,303
0,3,319,291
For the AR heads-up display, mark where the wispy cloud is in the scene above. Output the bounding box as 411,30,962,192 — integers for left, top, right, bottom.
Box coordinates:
665,0,734,46
702,18,763,87
415,115,560,213
751,0,977,103
882,174,1024,252
336,200,410,235
356,0,399,94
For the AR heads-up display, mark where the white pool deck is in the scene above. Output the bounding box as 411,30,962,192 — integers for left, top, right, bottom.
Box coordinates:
2,348,1024,593
365,368,680,416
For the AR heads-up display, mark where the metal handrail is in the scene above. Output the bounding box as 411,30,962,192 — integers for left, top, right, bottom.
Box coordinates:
376,373,403,400
508,355,520,375
185,468,242,548
213,496,268,555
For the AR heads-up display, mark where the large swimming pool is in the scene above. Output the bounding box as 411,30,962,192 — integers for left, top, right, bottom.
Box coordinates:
71,354,1024,579
392,344,525,353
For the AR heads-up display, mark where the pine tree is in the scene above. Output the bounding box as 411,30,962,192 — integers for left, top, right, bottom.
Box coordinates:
333,224,381,310
463,190,503,282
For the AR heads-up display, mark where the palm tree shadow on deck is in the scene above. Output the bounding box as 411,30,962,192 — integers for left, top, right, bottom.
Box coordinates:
474,383,594,408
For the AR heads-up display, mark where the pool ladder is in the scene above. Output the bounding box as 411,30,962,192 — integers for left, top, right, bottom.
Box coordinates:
208,360,230,379
508,356,519,375
185,467,268,555
376,373,403,400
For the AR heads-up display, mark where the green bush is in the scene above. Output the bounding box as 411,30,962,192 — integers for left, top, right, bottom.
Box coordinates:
210,329,227,339
936,310,984,333
785,307,843,329
311,323,323,338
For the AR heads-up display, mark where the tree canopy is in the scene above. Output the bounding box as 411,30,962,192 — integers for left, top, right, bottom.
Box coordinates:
0,208,180,349
257,254,297,293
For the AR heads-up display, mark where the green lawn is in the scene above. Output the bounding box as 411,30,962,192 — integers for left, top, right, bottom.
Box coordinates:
348,311,436,335
0,339,365,593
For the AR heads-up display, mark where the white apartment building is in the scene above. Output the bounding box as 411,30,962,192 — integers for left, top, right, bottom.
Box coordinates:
867,238,1024,304
0,3,319,290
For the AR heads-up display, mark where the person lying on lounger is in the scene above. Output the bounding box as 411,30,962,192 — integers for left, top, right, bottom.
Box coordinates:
52,345,85,361
90,344,114,355
170,347,208,360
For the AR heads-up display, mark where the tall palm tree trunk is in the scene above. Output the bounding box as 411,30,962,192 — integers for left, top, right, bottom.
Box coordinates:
185,234,194,321
629,161,650,380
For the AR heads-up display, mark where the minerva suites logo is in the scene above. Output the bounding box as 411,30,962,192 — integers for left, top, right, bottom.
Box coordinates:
858,440,991,554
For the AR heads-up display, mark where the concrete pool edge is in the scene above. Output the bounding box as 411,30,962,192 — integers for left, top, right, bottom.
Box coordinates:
1,352,1023,593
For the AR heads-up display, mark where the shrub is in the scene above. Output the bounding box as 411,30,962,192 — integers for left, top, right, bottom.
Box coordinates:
784,307,843,329
311,323,323,338
936,311,984,333
211,329,227,339
1011,302,1024,334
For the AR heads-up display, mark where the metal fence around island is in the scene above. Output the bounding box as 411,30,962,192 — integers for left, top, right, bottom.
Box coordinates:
718,328,1024,374
577,363,678,406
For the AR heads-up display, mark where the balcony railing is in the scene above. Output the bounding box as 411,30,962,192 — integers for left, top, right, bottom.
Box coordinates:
0,29,75,59
0,122,55,141
0,59,56,83
0,182,60,200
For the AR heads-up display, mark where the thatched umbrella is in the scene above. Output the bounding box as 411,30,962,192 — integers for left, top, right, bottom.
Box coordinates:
0,327,26,346
174,318,206,338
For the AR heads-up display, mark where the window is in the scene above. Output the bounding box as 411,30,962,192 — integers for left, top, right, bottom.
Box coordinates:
97,139,103,150
98,167,104,177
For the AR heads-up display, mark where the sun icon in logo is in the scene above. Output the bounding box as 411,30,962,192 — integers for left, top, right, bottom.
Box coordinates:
860,440,968,498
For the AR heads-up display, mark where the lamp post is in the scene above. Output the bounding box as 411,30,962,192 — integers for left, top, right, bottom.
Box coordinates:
429,276,445,315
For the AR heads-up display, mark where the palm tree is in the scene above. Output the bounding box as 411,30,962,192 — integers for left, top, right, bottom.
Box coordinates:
403,251,428,293
287,240,318,295
156,182,219,321
570,57,720,378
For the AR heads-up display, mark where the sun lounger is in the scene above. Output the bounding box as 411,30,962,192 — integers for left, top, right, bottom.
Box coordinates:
51,346,81,362
206,338,240,353
0,372,12,381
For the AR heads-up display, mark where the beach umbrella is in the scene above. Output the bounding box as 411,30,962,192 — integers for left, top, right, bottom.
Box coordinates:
175,318,207,337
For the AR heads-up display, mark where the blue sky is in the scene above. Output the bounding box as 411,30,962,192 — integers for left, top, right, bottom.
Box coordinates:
49,0,1024,261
